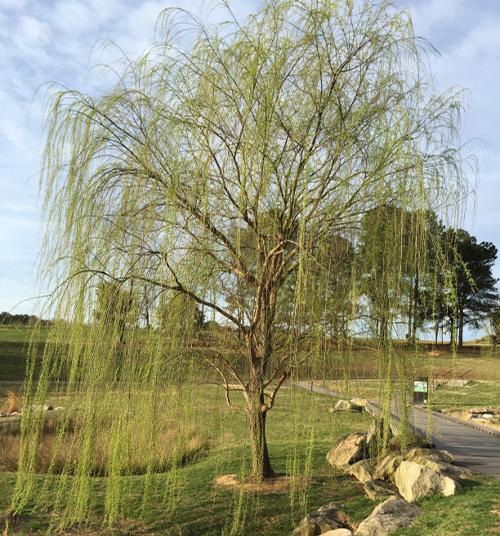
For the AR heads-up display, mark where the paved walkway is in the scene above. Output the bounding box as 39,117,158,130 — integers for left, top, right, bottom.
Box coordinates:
296,381,500,481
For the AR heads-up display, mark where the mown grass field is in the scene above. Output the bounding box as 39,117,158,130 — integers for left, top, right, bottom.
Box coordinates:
1,326,500,535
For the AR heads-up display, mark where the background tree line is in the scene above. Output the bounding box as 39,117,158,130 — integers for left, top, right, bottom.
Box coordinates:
93,204,499,350
0,312,52,326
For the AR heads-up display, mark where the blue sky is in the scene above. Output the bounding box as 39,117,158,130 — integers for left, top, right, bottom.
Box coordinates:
1,0,499,333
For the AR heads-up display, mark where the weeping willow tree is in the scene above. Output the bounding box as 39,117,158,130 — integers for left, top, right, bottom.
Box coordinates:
13,0,469,528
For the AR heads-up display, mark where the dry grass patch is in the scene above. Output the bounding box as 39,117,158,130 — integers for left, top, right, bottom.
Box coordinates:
214,473,310,494
0,417,208,475
0,391,20,416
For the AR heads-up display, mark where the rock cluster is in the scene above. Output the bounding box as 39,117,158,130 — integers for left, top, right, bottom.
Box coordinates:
327,428,465,503
293,417,472,535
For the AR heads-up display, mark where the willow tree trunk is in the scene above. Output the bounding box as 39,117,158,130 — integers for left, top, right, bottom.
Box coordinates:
246,382,274,480
458,307,464,349
450,316,455,348
244,285,278,481
411,271,419,342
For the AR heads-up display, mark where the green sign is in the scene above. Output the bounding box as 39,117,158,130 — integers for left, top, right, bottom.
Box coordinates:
413,380,428,393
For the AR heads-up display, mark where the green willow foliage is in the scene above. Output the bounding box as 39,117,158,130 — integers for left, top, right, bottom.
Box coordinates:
12,0,470,530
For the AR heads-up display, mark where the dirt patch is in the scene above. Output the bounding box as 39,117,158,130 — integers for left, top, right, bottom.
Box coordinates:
215,473,308,494
492,502,500,534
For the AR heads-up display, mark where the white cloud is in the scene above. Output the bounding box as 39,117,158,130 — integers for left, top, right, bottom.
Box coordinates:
0,0,27,10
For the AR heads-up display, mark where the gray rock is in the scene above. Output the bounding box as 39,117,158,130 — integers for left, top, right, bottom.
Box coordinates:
326,433,366,468
408,457,472,480
354,497,420,536
405,447,454,464
394,461,458,502
373,453,403,481
347,460,376,484
334,400,362,412
293,503,347,535
335,400,353,412
350,398,368,409
363,479,398,501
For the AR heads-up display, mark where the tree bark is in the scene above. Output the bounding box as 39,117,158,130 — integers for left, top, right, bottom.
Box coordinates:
411,271,419,342
246,390,274,480
458,307,464,349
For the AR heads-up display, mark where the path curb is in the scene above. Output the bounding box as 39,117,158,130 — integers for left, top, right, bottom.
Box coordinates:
417,406,500,440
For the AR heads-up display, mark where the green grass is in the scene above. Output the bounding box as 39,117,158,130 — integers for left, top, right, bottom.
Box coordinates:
430,381,500,409
2,394,500,535
320,378,500,410
0,327,30,385
0,326,48,387
1,326,500,534
0,387,375,535
396,478,500,535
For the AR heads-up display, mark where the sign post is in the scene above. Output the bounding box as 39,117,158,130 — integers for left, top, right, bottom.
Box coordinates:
413,378,428,405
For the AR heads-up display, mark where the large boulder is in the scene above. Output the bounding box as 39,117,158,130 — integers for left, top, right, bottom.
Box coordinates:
293,503,347,535
347,460,376,484
405,448,454,464
354,497,420,536
363,480,399,501
322,530,353,536
403,447,470,478
394,461,457,502
326,433,366,468
408,457,472,480
373,453,403,481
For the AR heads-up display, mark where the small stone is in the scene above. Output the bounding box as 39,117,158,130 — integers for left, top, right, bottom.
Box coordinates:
350,398,368,409
335,399,358,412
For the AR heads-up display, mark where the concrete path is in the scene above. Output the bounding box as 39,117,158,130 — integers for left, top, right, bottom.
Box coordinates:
412,406,500,480
296,381,500,481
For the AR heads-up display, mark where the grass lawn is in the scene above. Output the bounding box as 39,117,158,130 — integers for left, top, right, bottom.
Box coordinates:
0,326,47,388
1,327,500,534
320,378,500,411
1,386,500,535
430,381,500,409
